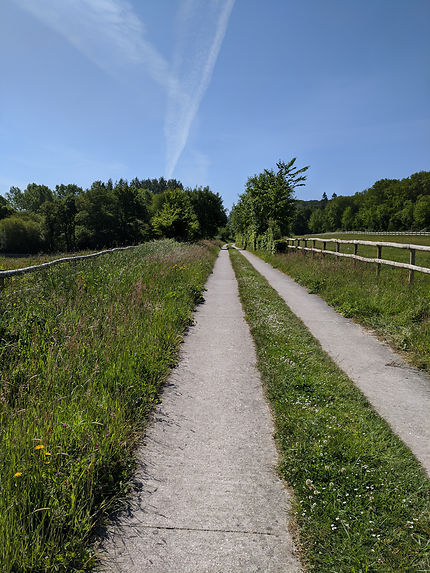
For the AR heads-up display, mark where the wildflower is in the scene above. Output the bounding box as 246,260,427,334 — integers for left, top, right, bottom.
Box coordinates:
35,444,44,450
14,472,22,477
45,461,50,465
44,452,51,456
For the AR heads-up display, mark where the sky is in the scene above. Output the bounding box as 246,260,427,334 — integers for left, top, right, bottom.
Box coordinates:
1,0,429,211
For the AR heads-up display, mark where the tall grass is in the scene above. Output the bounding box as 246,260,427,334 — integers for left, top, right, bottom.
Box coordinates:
300,234,430,267
254,249,430,371
0,239,219,572
0,250,97,271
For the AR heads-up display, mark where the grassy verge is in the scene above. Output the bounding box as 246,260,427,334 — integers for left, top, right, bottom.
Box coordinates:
0,239,219,572
300,234,430,267
0,250,99,271
253,249,430,371
230,248,430,572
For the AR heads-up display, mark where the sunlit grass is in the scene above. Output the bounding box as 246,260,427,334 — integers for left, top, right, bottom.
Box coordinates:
0,250,101,271
230,248,430,572
254,249,430,371
298,233,430,268
0,239,219,571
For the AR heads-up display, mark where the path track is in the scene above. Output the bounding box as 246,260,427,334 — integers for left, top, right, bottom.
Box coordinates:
240,249,430,476
100,249,301,572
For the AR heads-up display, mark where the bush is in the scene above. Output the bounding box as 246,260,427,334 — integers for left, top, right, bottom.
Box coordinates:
0,215,44,253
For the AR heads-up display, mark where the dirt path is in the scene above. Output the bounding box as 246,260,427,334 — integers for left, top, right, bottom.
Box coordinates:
239,249,430,476
100,249,301,572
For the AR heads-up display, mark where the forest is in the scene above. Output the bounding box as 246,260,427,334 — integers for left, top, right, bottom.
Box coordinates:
292,170,430,235
0,177,227,253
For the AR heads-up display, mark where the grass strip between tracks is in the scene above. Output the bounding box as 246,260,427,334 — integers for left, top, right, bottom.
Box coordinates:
0,239,219,572
230,247,430,572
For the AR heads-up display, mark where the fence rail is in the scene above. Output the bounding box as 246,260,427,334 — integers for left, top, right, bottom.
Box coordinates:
312,231,430,236
0,245,141,289
284,237,430,283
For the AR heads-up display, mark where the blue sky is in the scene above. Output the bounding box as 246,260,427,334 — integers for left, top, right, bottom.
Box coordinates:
1,0,429,210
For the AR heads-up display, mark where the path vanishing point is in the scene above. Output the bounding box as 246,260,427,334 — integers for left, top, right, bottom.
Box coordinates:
101,246,430,572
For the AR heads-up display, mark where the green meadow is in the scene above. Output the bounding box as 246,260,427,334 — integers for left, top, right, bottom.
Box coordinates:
0,239,219,572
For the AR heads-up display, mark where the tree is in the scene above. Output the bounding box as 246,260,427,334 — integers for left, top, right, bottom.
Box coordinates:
0,196,14,220
414,195,430,229
341,206,355,230
113,180,150,244
0,214,44,253
308,209,325,233
188,186,227,238
235,158,309,237
75,181,118,248
6,183,53,213
151,189,199,241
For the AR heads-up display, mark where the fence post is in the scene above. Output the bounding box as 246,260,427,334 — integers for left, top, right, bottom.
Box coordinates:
304,239,307,256
312,239,316,258
322,241,326,258
409,249,415,284
335,241,340,260
376,245,382,277
353,243,358,266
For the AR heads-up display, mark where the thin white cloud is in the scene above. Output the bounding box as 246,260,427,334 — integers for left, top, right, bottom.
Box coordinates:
165,0,235,178
11,0,171,86
11,0,235,178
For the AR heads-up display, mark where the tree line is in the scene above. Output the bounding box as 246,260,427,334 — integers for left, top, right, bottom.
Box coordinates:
230,165,430,250
292,171,430,235
0,177,227,253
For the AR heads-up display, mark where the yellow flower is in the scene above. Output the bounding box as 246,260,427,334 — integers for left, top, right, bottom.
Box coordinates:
44,452,51,456
35,445,44,450
45,461,50,465
14,472,22,477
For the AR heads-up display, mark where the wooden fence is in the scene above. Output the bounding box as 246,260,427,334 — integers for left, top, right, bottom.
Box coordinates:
0,245,141,290
284,237,430,283
313,231,430,236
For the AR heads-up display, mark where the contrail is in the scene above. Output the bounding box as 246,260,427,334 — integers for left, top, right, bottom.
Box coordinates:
12,0,235,178
164,0,235,178
12,0,172,86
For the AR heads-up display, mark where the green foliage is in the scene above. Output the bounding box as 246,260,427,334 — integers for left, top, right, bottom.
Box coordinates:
0,240,220,571
2,177,226,252
230,249,430,571
0,196,14,220
230,158,309,250
293,171,430,234
188,186,227,239
0,213,44,253
151,188,199,241
6,183,53,213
